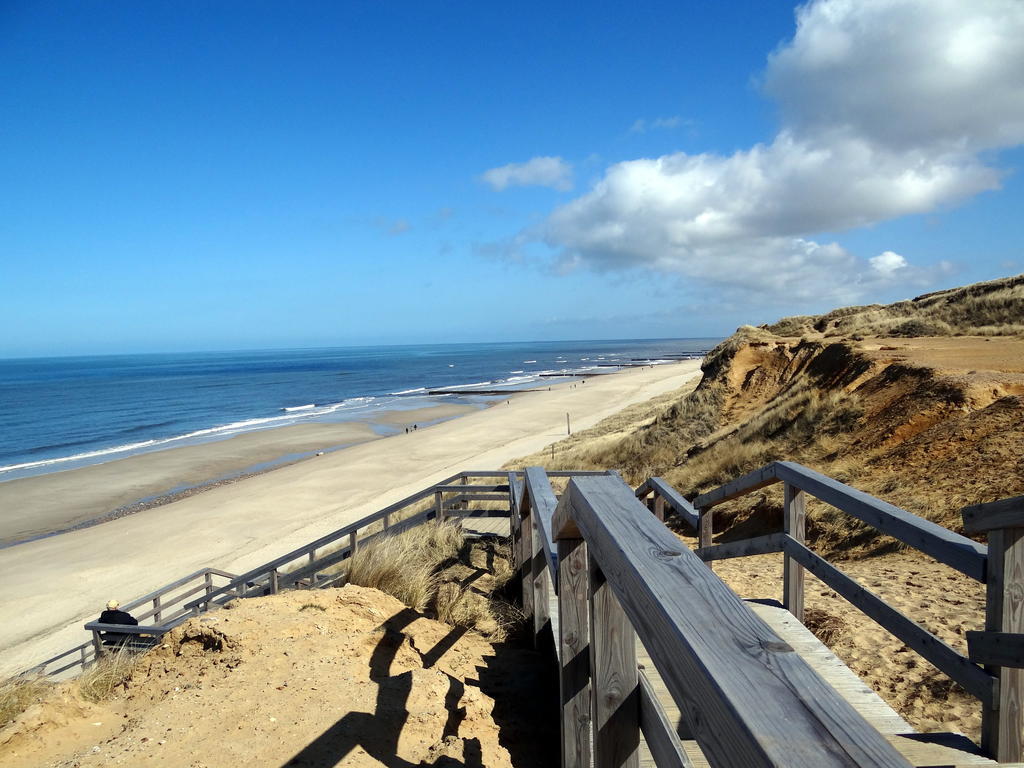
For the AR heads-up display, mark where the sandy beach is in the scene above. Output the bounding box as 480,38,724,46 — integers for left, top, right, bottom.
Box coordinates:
0,360,701,678
0,403,475,548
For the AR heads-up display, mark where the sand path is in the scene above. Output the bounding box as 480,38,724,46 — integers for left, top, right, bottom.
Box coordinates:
0,361,700,677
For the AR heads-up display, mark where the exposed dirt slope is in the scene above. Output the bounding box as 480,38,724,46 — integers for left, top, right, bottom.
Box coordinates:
0,584,556,768
519,328,1024,557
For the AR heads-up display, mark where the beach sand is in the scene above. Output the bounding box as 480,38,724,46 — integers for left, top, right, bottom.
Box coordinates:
0,361,701,678
0,403,475,547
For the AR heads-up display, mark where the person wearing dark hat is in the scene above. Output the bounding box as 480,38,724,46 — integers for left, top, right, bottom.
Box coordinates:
97,599,138,647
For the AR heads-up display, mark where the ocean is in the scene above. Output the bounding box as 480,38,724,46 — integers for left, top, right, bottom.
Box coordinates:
0,339,716,483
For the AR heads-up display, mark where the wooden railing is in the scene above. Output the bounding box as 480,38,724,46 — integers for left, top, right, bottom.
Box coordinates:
81,567,238,658
630,461,1024,763
48,470,598,677
176,471,507,611
517,470,917,767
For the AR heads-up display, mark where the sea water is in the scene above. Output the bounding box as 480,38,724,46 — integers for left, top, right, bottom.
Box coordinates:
0,338,717,482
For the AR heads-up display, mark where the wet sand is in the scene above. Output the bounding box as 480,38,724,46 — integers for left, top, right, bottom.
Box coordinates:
0,403,474,548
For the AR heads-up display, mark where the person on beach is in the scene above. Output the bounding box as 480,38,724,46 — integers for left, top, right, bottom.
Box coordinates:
97,599,138,647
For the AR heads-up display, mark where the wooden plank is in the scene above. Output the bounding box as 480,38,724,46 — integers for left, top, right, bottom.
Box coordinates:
433,484,511,493
963,495,1024,534
532,514,551,647
698,507,714,572
654,496,666,522
526,466,560,583
639,670,693,768
695,533,785,563
782,536,994,705
968,631,1024,668
442,495,509,507
559,537,593,768
648,477,700,530
784,483,807,622
120,568,228,613
590,558,640,768
983,527,1024,762
774,462,987,582
518,484,535,622
554,489,581,539
443,509,509,519
566,475,914,768
692,463,780,509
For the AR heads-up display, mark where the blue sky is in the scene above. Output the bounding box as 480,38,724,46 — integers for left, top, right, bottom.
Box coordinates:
1,1,1022,357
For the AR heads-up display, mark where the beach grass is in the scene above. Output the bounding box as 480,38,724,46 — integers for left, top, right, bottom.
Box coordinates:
77,648,140,703
0,675,51,729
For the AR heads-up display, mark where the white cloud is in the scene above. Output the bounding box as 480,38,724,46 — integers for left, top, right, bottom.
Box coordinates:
763,0,1024,153
870,251,908,276
481,156,573,191
534,0,1024,304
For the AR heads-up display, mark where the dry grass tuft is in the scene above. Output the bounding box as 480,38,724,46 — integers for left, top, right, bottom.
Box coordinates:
804,608,847,646
345,521,462,611
0,675,52,729
345,523,521,641
77,648,140,703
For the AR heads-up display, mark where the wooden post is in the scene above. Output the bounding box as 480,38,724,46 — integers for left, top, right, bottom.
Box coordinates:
558,537,592,768
653,495,666,523
590,559,639,768
205,571,213,595
520,493,535,622
983,527,1024,761
567,412,571,435
784,482,806,622
532,510,550,648
383,512,391,531
153,594,162,624
91,630,103,660
349,531,358,557
269,569,280,595
435,490,445,523
698,505,714,571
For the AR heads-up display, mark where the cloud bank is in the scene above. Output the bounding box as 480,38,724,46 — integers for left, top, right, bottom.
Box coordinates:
542,0,1024,303
481,156,573,191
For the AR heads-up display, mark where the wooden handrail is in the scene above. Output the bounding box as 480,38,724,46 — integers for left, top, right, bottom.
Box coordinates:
118,568,235,613
84,622,178,634
781,536,993,704
524,466,559,583
692,463,779,509
555,474,913,767
773,462,987,581
962,494,1024,533
691,461,987,581
644,477,699,529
